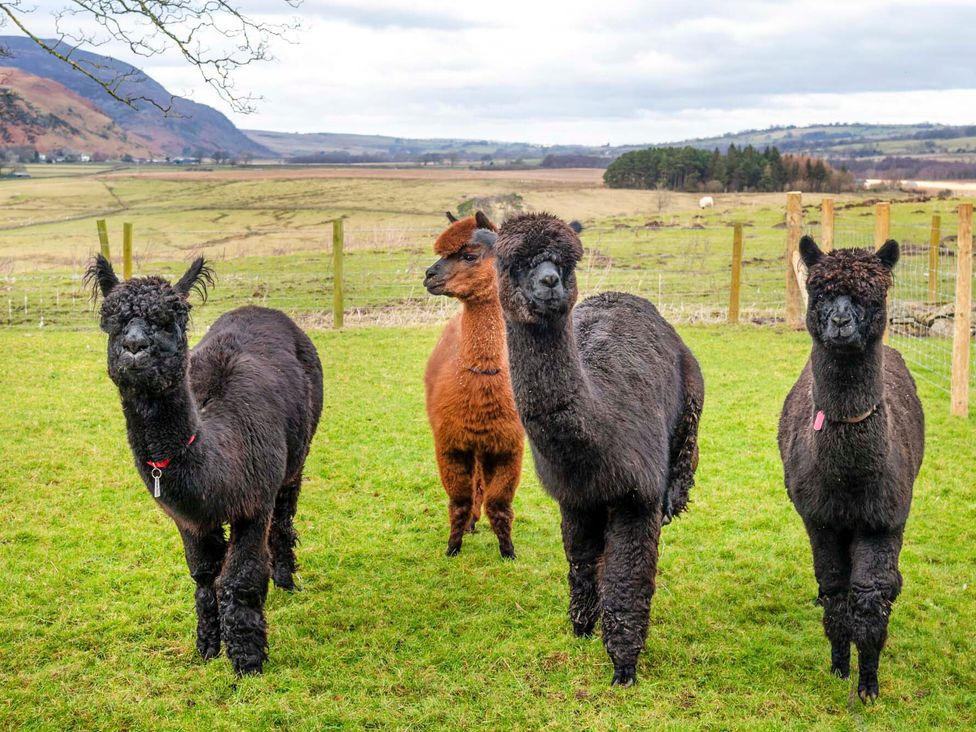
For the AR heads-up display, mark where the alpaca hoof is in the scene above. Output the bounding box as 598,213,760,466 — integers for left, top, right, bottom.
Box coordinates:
499,546,516,560
832,665,849,680
858,679,879,704
272,570,297,591
446,542,462,557
232,657,265,677
234,665,263,678
466,520,478,534
572,623,595,638
611,666,637,687
198,640,221,661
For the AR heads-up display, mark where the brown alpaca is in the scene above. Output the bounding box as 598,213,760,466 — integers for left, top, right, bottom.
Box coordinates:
423,211,524,559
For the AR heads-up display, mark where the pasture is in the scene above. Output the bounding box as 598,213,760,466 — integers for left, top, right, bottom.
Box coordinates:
0,326,974,729
1,164,970,333
0,165,974,729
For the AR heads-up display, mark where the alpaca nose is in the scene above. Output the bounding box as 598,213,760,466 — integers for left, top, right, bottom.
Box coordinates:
425,263,440,280
123,326,149,354
830,296,854,327
535,262,561,289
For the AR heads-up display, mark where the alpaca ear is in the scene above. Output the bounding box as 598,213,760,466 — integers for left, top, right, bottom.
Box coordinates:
472,228,497,249
877,239,899,270
175,257,215,302
475,210,497,231
84,254,119,300
799,236,823,268
445,211,458,223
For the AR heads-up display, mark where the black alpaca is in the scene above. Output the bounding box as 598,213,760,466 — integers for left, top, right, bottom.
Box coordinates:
779,236,924,702
87,256,323,676
491,213,704,686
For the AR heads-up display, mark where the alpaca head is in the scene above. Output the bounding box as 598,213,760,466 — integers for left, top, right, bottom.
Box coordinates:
799,235,899,352
493,212,583,325
423,211,499,301
86,255,214,393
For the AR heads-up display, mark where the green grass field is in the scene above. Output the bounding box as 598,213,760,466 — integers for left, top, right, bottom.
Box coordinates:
1,325,973,730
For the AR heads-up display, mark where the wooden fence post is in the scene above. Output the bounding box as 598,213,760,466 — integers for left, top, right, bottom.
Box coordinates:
821,197,834,251
928,214,941,303
96,219,111,261
950,203,972,417
729,222,743,324
875,202,892,343
786,192,803,328
332,218,344,329
874,201,891,249
122,222,133,279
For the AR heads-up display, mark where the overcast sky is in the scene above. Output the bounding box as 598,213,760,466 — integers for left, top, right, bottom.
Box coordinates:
12,0,976,144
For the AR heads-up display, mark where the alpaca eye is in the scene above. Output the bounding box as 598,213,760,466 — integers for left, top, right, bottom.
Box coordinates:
462,253,478,263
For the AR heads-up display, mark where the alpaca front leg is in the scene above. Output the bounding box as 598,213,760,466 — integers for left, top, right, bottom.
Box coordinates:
560,505,607,638
850,530,904,703
436,448,475,556
270,476,302,590
217,516,272,676
480,451,522,559
804,521,853,678
179,524,227,661
600,500,661,687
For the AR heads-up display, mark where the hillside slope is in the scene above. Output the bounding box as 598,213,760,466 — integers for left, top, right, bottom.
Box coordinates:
0,36,270,157
662,123,976,158
0,67,155,156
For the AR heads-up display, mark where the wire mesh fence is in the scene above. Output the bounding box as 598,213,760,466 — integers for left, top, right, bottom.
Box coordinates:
0,223,787,329
1,213,973,404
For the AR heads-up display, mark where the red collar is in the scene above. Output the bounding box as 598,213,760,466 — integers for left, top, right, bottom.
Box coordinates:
146,434,196,469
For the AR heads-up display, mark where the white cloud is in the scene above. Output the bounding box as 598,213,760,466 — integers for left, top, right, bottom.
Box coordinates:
8,0,976,144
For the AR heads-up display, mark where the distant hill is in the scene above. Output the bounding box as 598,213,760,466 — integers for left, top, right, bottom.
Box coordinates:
660,123,976,159
0,35,270,157
245,129,620,163
0,67,155,157
246,123,976,168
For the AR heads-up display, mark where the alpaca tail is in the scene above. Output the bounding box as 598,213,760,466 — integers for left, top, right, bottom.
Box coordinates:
664,351,704,525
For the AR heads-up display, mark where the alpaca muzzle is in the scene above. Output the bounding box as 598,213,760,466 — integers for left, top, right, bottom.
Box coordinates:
527,261,568,314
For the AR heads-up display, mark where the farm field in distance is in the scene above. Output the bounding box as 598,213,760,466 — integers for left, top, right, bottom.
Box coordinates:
0,325,973,730
0,164,971,331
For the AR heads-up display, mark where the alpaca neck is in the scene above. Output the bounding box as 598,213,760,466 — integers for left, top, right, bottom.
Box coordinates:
120,377,201,467
505,315,599,453
811,339,885,420
458,294,507,374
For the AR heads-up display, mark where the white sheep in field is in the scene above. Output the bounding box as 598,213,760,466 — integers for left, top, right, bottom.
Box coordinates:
699,196,715,209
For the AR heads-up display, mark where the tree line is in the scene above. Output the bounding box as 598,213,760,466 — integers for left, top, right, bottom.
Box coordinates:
603,145,855,193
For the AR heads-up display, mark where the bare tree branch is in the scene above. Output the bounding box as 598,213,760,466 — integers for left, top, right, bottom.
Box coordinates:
0,0,301,114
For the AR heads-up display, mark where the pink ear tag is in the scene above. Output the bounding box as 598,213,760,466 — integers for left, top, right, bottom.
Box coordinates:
813,410,825,431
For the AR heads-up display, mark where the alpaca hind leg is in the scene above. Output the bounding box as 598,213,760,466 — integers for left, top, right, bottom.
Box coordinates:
270,476,302,591
481,451,521,559
850,530,904,703
218,515,272,676
560,505,607,638
600,499,661,687
179,524,227,660
437,448,475,556
804,521,853,678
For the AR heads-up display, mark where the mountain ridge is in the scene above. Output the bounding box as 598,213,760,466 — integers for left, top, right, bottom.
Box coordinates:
0,35,270,157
